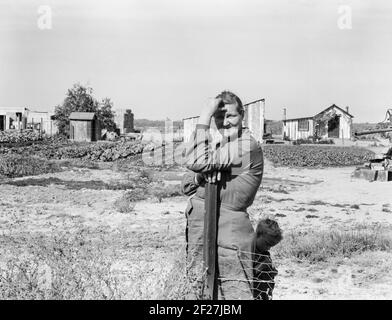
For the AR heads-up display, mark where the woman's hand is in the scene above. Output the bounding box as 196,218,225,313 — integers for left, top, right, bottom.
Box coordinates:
203,171,221,184
198,98,224,126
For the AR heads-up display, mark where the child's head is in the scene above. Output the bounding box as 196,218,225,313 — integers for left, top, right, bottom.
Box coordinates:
255,218,283,252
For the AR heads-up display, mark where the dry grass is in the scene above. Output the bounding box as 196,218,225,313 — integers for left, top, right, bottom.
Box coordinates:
158,247,206,300
274,224,392,263
0,230,122,300
150,183,182,203
0,154,61,178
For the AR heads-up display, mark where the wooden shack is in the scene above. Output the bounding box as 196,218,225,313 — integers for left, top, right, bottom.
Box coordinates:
282,104,353,141
69,112,101,142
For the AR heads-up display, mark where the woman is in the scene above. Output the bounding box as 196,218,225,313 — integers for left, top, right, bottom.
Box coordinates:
181,91,264,299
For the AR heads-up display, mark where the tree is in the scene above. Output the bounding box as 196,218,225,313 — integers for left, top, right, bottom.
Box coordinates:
54,83,116,136
97,98,117,132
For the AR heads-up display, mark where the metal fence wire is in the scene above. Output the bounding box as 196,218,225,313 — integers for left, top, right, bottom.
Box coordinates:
192,247,278,300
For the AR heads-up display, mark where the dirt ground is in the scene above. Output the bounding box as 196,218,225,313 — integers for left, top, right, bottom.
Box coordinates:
1,158,392,299
257,162,392,299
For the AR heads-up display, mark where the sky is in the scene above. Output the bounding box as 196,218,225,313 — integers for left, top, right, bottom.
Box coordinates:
1,0,392,122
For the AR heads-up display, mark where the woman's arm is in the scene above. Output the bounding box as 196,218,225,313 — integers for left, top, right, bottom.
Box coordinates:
184,125,257,173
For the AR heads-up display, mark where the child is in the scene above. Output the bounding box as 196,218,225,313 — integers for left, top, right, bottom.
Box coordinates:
252,218,283,300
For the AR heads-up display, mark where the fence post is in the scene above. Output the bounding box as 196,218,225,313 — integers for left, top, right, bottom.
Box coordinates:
203,181,219,300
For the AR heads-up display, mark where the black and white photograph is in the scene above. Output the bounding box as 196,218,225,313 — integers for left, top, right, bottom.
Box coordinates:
1,0,392,304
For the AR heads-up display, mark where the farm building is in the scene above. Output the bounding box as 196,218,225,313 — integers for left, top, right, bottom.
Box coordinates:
114,109,135,134
283,104,353,141
183,116,200,143
0,107,58,135
243,98,265,142
0,107,25,131
26,110,58,135
69,112,101,142
183,98,265,143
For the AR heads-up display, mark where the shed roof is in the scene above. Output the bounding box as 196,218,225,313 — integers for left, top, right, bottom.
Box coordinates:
284,104,354,122
183,115,200,121
69,112,96,120
243,98,265,106
315,104,354,118
283,116,313,122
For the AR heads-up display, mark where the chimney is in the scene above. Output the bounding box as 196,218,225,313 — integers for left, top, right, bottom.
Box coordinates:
346,106,349,114
283,108,287,121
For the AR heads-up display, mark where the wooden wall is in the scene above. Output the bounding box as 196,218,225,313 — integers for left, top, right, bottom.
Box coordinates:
283,107,353,141
283,119,314,140
335,108,352,139
70,120,93,142
243,100,265,142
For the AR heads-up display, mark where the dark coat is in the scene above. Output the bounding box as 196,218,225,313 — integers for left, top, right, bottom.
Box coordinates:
182,125,264,300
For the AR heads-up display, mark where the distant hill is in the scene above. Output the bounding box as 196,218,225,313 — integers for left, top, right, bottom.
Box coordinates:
352,122,392,139
352,122,379,133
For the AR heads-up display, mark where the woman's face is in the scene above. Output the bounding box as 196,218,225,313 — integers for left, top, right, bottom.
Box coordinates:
214,103,243,137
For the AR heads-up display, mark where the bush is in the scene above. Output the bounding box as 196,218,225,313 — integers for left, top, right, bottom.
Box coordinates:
293,138,334,145
262,145,374,168
113,194,137,213
0,154,61,178
0,140,155,162
0,130,42,144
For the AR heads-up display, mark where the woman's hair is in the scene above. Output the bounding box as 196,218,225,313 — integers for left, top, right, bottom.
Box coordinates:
255,218,283,248
215,90,244,115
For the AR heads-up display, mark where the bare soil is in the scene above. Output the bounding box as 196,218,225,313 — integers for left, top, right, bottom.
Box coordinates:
1,159,392,299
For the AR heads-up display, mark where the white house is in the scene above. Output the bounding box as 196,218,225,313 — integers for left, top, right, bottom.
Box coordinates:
282,104,354,141
0,107,58,135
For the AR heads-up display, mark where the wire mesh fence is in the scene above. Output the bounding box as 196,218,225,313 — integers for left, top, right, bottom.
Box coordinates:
214,248,277,300
160,245,278,300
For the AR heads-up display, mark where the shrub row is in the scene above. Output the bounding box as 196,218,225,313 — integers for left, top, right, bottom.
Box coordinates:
0,140,156,162
0,130,41,144
0,154,61,178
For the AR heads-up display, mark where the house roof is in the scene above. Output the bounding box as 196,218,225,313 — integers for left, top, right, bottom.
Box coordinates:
69,112,96,120
183,115,200,121
314,104,354,118
284,104,354,122
283,116,313,122
243,98,265,106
